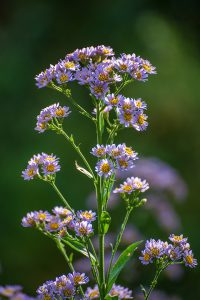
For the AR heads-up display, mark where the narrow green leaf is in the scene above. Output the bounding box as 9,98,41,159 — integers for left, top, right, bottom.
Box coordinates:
107,240,142,292
62,236,96,262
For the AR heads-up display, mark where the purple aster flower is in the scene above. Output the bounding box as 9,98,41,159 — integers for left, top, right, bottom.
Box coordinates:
119,97,135,112
114,54,134,73
166,244,182,261
109,284,133,299
37,281,54,300
114,176,149,194
103,93,124,107
67,272,89,286
134,98,147,110
140,59,157,74
90,81,109,99
131,68,148,81
62,214,75,228
183,250,198,268
85,285,99,299
74,221,93,237
116,156,134,171
106,144,125,159
52,206,72,218
168,234,188,246
95,158,114,178
96,45,115,57
35,70,52,88
91,144,107,157
59,59,79,71
54,275,70,291
22,163,38,180
45,216,64,232
0,285,22,297
75,67,93,85
77,210,96,222
21,212,36,227
34,210,52,222
42,159,61,176
139,249,153,265
118,109,137,127
60,282,75,298
133,112,148,131
122,145,138,160
144,239,166,259
55,69,73,85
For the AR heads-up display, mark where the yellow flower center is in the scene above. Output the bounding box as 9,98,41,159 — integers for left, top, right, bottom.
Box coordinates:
38,213,47,220
60,74,69,82
55,108,65,117
96,148,105,156
50,223,59,230
46,164,55,172
136,71,142,79
63,288,72,297
82,212,93,219
40,123,46,129
100,163,111,173
151,247,160,256
43,294,52,300
173,236,182,242
89,291,99,298
98,73,109,81
111,149,121,157
78,53,87,60
79,227,87,235
110,97,119,105
122,185,132,192
94,86,104,94
186,255,193,265
143,64,152,72
138,115,145,125
125,147,134,156
123,112,132,122
65,62,75,69
119,159,128,168
120,64,128,70
2,289,14,296
135,100,142,108
74,275,83,285
144,252,151,261
27,169,35,176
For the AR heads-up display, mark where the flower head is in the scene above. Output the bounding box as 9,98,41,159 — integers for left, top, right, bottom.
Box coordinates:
74,221,93,237
183,250,198,268
77,210,96,222
95,158,114,178
67,272,89,286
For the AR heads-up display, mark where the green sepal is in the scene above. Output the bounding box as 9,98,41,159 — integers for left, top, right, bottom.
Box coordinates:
106,240,142,293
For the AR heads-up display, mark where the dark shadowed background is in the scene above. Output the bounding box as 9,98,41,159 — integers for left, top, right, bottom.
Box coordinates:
0,0,200,299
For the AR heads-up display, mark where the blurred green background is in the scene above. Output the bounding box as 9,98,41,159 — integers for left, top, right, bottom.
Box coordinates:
0,0,199,298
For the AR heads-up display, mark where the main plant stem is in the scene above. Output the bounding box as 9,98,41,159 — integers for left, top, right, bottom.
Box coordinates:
96,103,106,300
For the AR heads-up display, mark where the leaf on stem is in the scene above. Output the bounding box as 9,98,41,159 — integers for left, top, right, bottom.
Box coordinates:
62,236,96,263
107,240,142,293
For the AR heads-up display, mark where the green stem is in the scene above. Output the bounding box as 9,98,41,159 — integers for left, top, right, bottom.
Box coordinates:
84,239,100,287
106,206,133,284
51,181,73,212
50,83,95,122
59,128,95,179
144,267,164,300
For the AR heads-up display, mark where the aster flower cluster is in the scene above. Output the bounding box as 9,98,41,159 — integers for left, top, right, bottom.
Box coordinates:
0,285,35,300
21,153,60,181
85,284,133,300
114,176,149,195
139,234,197,268
91,143,138,178
104,94,148,131
35,45,156,91
37,272,89,299
35,103,71,133
22,206,96,238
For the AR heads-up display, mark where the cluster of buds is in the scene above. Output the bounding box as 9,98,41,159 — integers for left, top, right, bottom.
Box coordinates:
21,153,60,181
22,207,96,238
37,272,89,299
139,234,197,268
91,143,138,178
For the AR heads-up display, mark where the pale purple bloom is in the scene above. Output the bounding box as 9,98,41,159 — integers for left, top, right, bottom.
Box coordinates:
74,221,93,237
35,70,52,88
166,244,182,261
85,285,99,299
183,250,198,268
118,109,137,127
116,156,135,171
42,159,61,176
103,93,124,107
77,210,96,222
52,206,72,217
90,81,109,99
67,272,89,285
91,144,107,157
109,284,133,299
55,70,73,84
139,249,153,265
0,285,22,297
21,212,36,227
133,112,148,131
95,158,114,178
75,67,93,85
45,216,64,232
21,163,38,180
168,234,188,245
34,210,52,222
